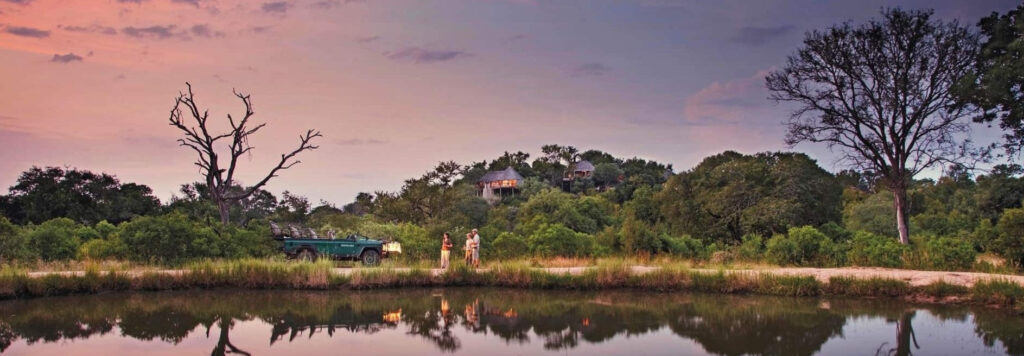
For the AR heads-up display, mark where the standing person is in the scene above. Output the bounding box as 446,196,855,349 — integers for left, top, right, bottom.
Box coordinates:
472,228,481,268
464,232,474,265
440,232,453,269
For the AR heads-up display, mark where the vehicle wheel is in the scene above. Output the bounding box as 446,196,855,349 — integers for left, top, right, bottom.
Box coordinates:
298,249,318,262
361,250,380,266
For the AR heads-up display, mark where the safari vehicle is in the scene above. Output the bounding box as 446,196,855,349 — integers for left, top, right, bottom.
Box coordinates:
270,222,401,265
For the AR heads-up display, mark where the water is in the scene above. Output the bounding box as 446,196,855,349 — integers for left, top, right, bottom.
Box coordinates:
0,288,1021,356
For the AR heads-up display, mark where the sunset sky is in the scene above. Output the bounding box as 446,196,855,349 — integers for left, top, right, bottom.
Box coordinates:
0,0,1018,205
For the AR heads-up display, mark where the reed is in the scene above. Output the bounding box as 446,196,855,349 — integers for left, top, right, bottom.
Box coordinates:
0,260,1020,310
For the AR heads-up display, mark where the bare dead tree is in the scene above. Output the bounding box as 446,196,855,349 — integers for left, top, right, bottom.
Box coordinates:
766,9,980,244
168,82,322,225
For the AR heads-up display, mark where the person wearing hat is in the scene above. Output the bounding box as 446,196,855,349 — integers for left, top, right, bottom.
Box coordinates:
471,228,481,268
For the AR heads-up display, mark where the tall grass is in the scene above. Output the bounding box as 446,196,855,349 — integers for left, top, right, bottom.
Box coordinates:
0,259,1021,310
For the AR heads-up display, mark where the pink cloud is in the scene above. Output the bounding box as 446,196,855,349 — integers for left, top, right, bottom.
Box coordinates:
683,69,773,123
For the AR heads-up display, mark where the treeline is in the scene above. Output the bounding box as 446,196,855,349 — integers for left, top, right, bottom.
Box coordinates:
1,147,1024,270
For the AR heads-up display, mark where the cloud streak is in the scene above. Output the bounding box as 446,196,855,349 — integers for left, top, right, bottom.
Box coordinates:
731,25,795,45
51,52,83,63
386,47,469,64
261,1,289,14
4,26,50,38
121,25,180,39
570,62,609,77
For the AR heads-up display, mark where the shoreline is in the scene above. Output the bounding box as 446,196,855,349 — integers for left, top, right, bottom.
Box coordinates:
3,260,1023,310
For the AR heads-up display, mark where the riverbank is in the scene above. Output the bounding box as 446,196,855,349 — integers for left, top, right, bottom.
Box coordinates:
2,260,1022,310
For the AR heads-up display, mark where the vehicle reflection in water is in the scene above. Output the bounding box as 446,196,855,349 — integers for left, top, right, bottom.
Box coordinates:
0,289,1021,355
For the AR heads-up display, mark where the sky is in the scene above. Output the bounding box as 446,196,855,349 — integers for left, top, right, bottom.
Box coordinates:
0,0,1019,205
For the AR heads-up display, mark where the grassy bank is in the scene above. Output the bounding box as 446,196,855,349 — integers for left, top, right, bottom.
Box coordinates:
1,259,1021,310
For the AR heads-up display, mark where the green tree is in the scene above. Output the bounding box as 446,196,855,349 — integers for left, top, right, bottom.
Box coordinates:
767,9,980,245
0,215,32,262
593,163,623,187
658,151,841,243
995,208,1024,268
0,166,160,225
27,218,82,261
959,4,1024,155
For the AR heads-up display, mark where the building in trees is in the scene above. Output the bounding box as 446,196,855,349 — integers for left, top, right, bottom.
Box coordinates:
477,167,523,203
562,160,595,191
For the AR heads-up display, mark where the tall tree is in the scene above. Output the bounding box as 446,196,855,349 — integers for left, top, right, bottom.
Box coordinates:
766,9,979,244
960,4,1024,156
0,166,160,225
168,83,321,225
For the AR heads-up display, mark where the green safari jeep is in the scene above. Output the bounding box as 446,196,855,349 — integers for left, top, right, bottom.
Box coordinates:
271,222,401,265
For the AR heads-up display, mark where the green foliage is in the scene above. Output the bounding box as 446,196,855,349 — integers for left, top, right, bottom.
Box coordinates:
78,237,128,260
661,234,705,259
738,233,764,260
961,4,1024,155
27,218,82,261
995,208,1024,268
0,215,33,262
765,226,831,266
490,232,528,259
117,212,268,264
592,163,623,186
526,223,594,257
657,151,842,243
924,235,976,270
0,166,160,225
847,231,907,268
619,215,661,255
972,219,999,252
843,192,896,237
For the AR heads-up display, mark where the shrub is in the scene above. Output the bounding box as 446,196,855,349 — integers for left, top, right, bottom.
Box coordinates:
847,231,906,268
924,235,976,270
971,219,999,252
78,237,128,260
0,215,33,262
661,234,705,259
766,226,830,265
995,208,1024,268
527,223,594,257
491,232,528,259
737,233,764,260
118,212,259,264
27,218,81,261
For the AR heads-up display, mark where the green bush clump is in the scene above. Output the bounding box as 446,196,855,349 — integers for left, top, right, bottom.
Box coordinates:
847,231,907,268
27,218,81,261
995,208,1024,268
527,223,594,257
0,215,33,262
490,232,528,260
924,235,976,270
737,233,764,260
765,226,831,265
118,212,268,264
662,234,705,259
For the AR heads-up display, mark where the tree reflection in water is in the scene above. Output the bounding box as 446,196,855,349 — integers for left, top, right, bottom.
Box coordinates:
0,289,1021,356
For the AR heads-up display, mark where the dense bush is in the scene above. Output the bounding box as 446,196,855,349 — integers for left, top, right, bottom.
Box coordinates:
847,231,906,268
490,232,528,259
924,235,976,270
661,234,705,259
737,233,764,260
765,226,831,266
995,208,1024,267
27,218,82,261
118,212,269,264
0,215,33,262
527,223,594,257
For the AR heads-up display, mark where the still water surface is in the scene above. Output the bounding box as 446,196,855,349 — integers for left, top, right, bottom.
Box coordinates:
0,288,1021,355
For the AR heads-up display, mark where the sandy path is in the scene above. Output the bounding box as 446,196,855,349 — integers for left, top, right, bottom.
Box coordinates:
24,266,1024,287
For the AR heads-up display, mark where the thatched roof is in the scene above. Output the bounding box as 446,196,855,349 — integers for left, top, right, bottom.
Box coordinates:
479,166,524,183
571,160,595,172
